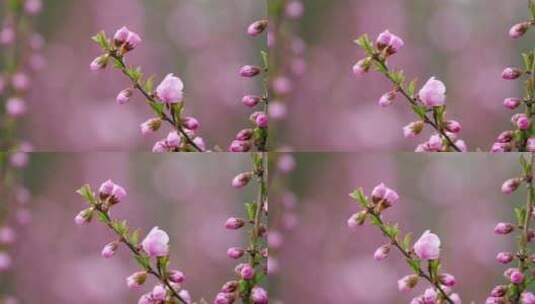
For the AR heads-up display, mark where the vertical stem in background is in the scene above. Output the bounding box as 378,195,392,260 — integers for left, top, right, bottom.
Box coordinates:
518,153,535,300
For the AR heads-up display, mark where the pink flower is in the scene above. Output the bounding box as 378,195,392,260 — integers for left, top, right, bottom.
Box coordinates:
101,242,118,258
224,217,245,230
413,230,441,260
376,30,404,55
504,97,521,109
227,247,245,259
371,183,399,206
116,89,133,104
502,67,523,80
113,26,142,50
373,245,390,261
445,120,462,133
165,131,181,149
214,292,235,304
235,129,254,141
242,95,262,107
418,77,446,107
182,117,199,130
0,227,16,245
239,65,261,78
247,20,268,36
238,263,255,280
397,274,418,292
509,22,530,38
232,172,252,188
496,252,514,264
352,59,369,77
403,121,424,138
141,227,170,257
24,0,42,15
501,178,521,194
378,91,396,107
193,137,206,151
152,140,168,153
98,180,126,203
156,74,184,104
140,118,162,135
285,0,304,19
74,208,93,225
438,273,456,287
6,98,27,118
126,271,147,289
521,292,535,304
255,113,268,128
0,252,12,271
494,222,515,234
229,140,251,152
250,287,268,304
506,268,524,284
90,55,108,71
168,270,185,284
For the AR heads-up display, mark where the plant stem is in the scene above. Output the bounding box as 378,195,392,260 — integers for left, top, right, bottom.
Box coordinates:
109,54,202,152
367,209,455,304
373,58,461,152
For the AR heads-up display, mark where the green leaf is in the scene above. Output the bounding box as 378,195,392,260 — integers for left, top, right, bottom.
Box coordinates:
349,188,368,208
407,259,421,273
135,255,151,270
515,207,526,225
412,105,427,119
530,0,535,20
76,184,96,204
143,75,156,93
91,31,112,51
245,202,257,221
260,50,269,70
407,79,417,97
429,259,441,279
389,70,405,85
130,229,140,245
354,34,374,55
384,224,400,239
402,233,412,251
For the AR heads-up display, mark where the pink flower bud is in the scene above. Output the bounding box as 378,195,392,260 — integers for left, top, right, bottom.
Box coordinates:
101,242,118,258
156,73,184,104
352,59,369,77
490,285,507,297
509,22,530,38
193,137,206,151
504,97,522,109
501,178,521,194
502,67,523,80
347,211,367,228
513,113,531,130
498,131,514,143
0,252,12,271
242,95,262,107
182,117,199,131
229,140,251,152
165,131,181,149
285,0,304,19
438,273,456,287
116,89,133,104
376,30,393,49
376,30,404,54
151,285,166,300
494,222,515,234
413,230,441,260
0,227,15,245
24,0,42,15
224,217,245,230
445,120,462,133
238,263,255,280
378,91,396,107
528,137,535,152
235,129,254,141
521,292,535,304
6,98,27,118
168,270,185,284
113,27,142,51
74,208,93,225
178,290,191,304
247,20,268,36
126,271,147,289
152,140,168,152
90,55,108,71
505,268,524,284
141,227,170,257
227,247,245,259
240,65,261,78
255,113,268,128
419,77,446,107
221,281,239,293
232,172,252,188
373,245,390,261
496,252,514,264
0,26,15,45
140,118,162,135
12,72,30,91
397,274,419,292
250,287,268,304
214,292,235,304
99,179,126,203
403,121,424,138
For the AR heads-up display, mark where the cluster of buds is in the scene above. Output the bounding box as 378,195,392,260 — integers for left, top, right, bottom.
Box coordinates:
492,5,535,152
353,30,466,152
347,184,461,304
229,20,269,152
214,154,268,304
486,155,535,304
90,27,205,152
75,181,192,304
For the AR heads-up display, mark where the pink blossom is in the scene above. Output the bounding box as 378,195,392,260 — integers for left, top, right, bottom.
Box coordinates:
227,247,245,259
74,208,93,225
229,140,251,152
182,117,199,130
255,113,268,128
376,30,404,54
232,172,252,188
504,97,521,109
502,67,523,80
224,217,245,230
90,55,107,71
352,59,369,76
239,65,261,78
98,180,126,203
140,118,162,135
247,20,268,36
12,72,30,91
126,271,147,289
101,242,118,258
521,292,535,304
0,252,12,271
528,137,535,152
24,0,42,15
397,274,418,292
413,230,441,260
250,287,268,304
141,227,170,257
501,178,521,194
445,120,462,133
242,95,261,107
116,89,133,104
403,121,424,138
494,222,515,234
418,77,446,107
496,251,514,264
509,22,530,38
168,270,184,284
165,131,181,149
373,245,390,261
156,74,184,104
238,263,255,280
0,227,16,245
438,273,456,287
6,98,27,118
378,91,396,107
113,26,142,50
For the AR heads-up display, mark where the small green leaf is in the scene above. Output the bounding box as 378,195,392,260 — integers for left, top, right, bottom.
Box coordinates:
76,184,96,204
407,79,417,97
412,105,427,119
402,233,412,251
91,31,112,51
135,255,151,270
530,0,535,20
260,50,269,70
349,188,368,208
407,259,421,273
245,202,257,221
354,34,374,55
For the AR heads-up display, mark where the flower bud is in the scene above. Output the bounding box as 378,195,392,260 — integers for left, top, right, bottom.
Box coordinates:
232,172,252,188
235,129,254,141
182,117,199,130
6,98,27,118
513,113,531,130
397,274,419,292
140,118,162,135
74,208,93,225
509,22,531,38
224,217,245,230
445,120,462,133
255,113,268,128
168,270,185,284
101,242,118,258
229,140,251,152
352,58,370,77
126,271,147,289
438,273,456,287
504,97,522,109
403,121,424,138
413,230,441,260
528,137,535,152
501,178,521,194
490,285,508,297
214,292,235,304
240,65,261,77
505,268,524,284
497,131,514,143
227,247,245,259
496,252,514,264
221,280,239,293
521,292,535,304
114,26,142,51
347,210,367,229
502,67,523,80
116,89,133,104
247,20,268,36
90,55,108,71
250,287,268,304
238,263,255,280
373,245,390,261
494,222,515,234
378,91,396,107
242,95,262,107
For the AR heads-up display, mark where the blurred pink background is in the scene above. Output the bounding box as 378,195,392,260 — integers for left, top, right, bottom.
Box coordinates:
276,0,529,151
25,0,265,151
6,153,255,302
271,153,525,303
